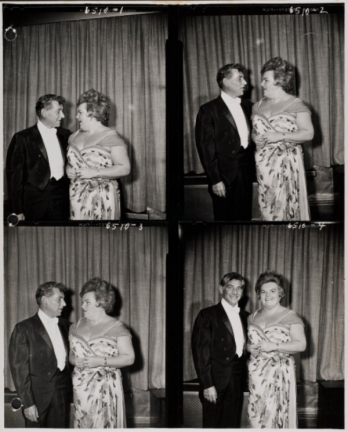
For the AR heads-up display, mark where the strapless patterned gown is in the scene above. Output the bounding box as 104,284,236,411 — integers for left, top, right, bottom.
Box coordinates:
67,130,122,220
69,321,128,428
248,310,302,429
252,98,311,221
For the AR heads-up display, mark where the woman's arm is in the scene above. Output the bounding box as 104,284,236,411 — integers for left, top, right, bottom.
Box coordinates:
79,335,135,369
262,112,314,144
76,146,130,180
247,342,260,355
258,324,306,354
278,323,306,354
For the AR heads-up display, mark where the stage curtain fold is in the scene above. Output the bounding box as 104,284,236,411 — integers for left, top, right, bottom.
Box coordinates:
4,13,167,213
180,13,344,173
4,226,167,391
183,224,344,383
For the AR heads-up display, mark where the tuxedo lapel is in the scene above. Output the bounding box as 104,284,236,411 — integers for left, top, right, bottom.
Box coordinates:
217,96,238,132
32,125,49,163
58,320,69,361
217,302,235,339
240,101,251,134
57,131,67,163
32,313,54,351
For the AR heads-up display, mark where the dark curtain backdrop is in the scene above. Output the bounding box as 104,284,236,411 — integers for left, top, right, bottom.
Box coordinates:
4,226,167,391
3,13,167,213
183,224,344,383
181,13,344,173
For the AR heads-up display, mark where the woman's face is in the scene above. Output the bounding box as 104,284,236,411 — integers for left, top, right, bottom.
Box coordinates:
259,281,281,309
81,291,100,318
76,103,92,131
261,70,279,98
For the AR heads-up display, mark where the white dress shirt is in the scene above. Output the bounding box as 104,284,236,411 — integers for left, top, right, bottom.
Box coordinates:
38,308,66,371
221,298,245,357
37,120,64,180
221,90,249,149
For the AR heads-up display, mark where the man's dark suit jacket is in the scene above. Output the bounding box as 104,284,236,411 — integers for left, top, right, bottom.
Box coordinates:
6,124,71,215
8,313,70,409
195,96,254,187
191,302,249,390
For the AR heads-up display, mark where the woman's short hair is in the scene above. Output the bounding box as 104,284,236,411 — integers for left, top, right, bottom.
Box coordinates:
77,89,110,125
220,272,245,288
216,63,246,89
80,277,115,313
35,281,67,305
35,94,66,118
255,270,285,299
261,57,295,93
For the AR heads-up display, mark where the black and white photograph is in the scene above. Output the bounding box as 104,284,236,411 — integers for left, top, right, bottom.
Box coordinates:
3,4,167,222
1,1,345,430
182,223,344,428
4,226,167,427
180,5,344,222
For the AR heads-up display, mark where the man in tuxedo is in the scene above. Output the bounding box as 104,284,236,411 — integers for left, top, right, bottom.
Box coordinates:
191,272,249,428
6,94,71,221
195,63,255,220
9,282,71,428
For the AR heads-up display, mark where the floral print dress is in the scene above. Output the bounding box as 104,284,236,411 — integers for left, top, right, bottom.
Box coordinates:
67,130,126,220
248,309,304,429
252,98,311,221
69,319,131,428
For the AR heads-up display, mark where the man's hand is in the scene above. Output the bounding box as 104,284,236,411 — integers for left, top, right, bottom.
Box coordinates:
16,214,25,221
203,386,218,404
24,405,39,423
212,181,226,198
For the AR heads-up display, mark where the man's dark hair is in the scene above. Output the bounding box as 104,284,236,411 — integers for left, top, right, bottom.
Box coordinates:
220,272,245,288
35,281,67,305
35,94,65,118
216,63,246,89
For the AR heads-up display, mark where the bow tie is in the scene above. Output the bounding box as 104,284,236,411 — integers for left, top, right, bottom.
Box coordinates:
229,306,240,314
48,317,58,324
230,97,241,105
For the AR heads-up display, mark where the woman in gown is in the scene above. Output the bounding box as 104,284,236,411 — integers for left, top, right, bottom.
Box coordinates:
66,89,130,220
252,57,314,221
69,278,135,428
247,271,306,429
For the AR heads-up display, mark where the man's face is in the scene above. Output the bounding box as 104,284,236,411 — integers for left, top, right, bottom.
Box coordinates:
41,101,65,128
219,278,243,307
223,68,247,98
41,287,66,318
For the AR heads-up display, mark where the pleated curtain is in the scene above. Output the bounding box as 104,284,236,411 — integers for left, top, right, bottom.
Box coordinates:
183,224,344,383
4,226,167,391
180,13,344,173
3,13,167,213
